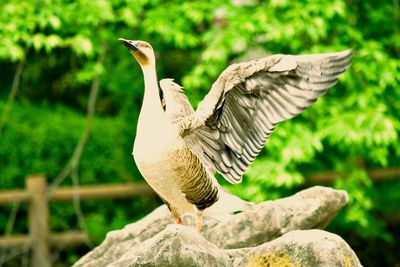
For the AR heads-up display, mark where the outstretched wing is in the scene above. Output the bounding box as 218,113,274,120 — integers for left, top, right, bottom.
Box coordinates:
183,50,352,184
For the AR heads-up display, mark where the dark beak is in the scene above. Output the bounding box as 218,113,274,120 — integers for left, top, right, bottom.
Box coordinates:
118,38,140,51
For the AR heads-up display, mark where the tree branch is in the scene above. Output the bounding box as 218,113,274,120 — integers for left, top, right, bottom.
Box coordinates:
0,49,27,135
47,55,103,198
0,202,20,265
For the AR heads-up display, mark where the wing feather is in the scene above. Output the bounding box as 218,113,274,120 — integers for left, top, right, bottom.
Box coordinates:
183,50,352,183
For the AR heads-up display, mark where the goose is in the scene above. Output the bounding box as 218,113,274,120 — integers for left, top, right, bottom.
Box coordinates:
118,38,352,229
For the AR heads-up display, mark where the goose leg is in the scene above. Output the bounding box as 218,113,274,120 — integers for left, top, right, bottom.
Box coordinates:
171,206,182,224
195,209,204,231
160,196,182,224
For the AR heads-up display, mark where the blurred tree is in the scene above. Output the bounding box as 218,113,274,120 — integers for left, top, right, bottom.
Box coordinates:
0,0,399,266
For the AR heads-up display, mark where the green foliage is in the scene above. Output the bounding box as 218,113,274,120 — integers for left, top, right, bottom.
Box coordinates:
0,102,141,187
0,0,399,266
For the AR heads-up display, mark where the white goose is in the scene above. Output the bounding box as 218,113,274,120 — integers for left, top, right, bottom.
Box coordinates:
118,38,352,229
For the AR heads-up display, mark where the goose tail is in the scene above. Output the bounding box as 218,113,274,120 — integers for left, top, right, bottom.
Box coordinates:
204,187,255,221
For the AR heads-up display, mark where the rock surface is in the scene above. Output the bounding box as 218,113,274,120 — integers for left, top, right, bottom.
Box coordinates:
240,229,361,267
74,186,362,267
203,185,349,249
109,225,231,267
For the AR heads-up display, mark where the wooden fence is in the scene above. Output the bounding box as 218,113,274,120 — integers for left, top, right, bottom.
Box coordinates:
305,167,399,183
0,175,155,267
0,168,398,266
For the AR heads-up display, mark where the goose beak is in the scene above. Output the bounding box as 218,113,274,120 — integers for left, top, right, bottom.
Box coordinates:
118,38,140,51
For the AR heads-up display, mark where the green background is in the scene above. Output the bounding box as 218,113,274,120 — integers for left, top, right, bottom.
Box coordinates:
0,0,399,266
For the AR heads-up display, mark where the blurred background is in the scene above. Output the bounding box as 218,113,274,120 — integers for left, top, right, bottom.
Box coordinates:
0,0,399,266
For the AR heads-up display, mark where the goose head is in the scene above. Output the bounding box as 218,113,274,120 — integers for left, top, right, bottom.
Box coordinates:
118,38,155,68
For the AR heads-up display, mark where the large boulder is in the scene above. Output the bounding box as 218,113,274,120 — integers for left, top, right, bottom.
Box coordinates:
74,186,362,267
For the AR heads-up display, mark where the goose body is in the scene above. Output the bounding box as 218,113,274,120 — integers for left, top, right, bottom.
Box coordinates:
118,38,352,226
133,117,191,210
133,121,218,214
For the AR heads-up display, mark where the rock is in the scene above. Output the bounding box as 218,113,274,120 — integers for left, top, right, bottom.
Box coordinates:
240,229,362,267
74,186,359,267
203,186,349,249
77,226,362,267
108,224,231,267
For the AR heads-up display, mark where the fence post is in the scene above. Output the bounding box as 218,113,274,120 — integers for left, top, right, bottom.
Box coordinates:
27,176,50,267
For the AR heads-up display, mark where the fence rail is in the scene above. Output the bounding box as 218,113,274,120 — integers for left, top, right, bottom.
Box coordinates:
305,167,400,183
